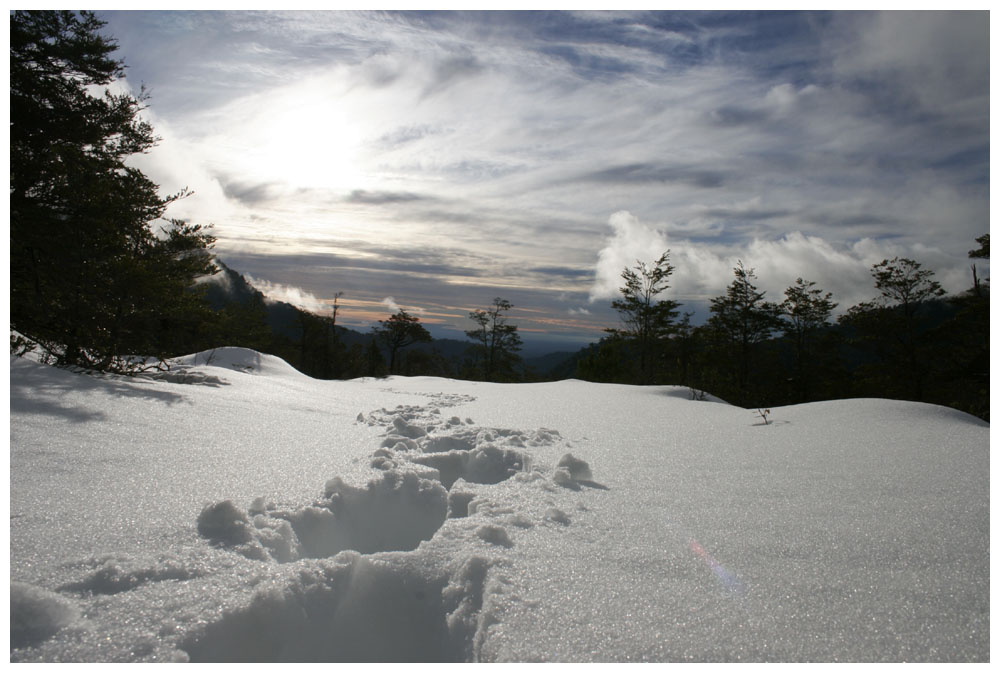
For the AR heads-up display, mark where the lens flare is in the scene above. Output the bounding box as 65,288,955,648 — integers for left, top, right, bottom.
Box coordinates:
690,539,747,596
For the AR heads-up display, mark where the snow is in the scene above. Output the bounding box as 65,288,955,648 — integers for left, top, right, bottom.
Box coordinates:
9,348,990,662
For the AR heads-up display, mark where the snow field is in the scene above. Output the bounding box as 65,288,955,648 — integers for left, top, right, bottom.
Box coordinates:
9,348,990,661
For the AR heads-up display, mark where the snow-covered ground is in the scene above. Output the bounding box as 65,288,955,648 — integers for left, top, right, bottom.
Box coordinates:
9,348,990,662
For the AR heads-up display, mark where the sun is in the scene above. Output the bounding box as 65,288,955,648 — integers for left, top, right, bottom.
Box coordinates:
239,79,365,192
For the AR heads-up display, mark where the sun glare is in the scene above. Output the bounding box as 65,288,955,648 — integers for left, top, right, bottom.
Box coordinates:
242,82,364,191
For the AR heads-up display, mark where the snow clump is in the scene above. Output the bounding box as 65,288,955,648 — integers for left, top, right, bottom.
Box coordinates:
10,583,81,649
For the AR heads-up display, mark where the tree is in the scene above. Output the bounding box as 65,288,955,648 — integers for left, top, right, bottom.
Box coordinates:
364,338,388,378
871,257,946,313
465,298,523,381
780,278,837,402
969,234,989,259
706,262,782,405
968,234,989,297
841,257,946,401
10,11,216,372
607,252,681,384
373,310,432,375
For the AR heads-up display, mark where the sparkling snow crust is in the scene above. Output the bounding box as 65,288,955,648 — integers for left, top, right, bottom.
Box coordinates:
9,349,990,662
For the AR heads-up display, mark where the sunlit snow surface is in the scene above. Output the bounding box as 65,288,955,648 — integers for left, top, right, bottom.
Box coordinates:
9,348,989,661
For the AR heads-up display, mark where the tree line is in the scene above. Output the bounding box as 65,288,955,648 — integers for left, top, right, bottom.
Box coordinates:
577,242,989,420
9,11,988,421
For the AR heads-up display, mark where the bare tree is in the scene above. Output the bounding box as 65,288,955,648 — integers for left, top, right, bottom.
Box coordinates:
466,298,523,381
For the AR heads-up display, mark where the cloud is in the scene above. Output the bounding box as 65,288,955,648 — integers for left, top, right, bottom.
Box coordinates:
588,212,972,312
422,54,484,97
578,163,727,189
374,124,438,148
589,211,672,302
220,179,289,206
380,296,426,317
828,11,988,119
345,190,427,205
381,296,401,313
244,275,331,315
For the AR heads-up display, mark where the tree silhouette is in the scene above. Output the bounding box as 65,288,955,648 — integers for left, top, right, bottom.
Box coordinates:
707,262,782,405
841,257,946,401
780,278,837,402
10,11,216,371
607,252,681,384
466,298,523,381
373,310,431,375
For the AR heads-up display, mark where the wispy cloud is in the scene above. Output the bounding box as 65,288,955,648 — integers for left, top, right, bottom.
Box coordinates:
245,275,332,315
345,189,428,205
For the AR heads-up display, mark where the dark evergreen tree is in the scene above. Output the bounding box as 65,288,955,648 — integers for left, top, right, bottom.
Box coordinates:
365,338,388,378
968,234,989,298
927,241,989,418
969,234,990,259
10,11,216,372
706,262,782,405
373,310,432,374
607,252,681,384
575,334,635,384
839,257,947,402
780,278,838,402
872,257,945,401
668,312,700,389
465,298,523,381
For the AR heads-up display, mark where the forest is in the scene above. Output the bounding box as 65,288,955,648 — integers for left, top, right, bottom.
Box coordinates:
9,11,990,421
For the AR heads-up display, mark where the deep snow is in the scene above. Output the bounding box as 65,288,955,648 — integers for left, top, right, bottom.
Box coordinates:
8,348,990,661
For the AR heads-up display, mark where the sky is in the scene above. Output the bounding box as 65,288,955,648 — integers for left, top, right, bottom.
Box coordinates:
97,10,990,348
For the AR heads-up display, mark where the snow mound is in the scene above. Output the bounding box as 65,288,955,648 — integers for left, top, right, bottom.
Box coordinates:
10,583,81,649
170,347,303,378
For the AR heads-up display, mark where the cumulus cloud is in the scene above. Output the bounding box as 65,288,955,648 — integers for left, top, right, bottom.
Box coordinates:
589,211,672,302
588,212,970,312
245,275,331,315
381,296,401,313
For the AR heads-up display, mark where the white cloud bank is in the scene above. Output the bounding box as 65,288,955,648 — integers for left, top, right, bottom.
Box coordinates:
588,211,977,311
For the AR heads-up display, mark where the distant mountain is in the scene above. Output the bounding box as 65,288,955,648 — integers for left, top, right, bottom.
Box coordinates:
200,260,590,380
